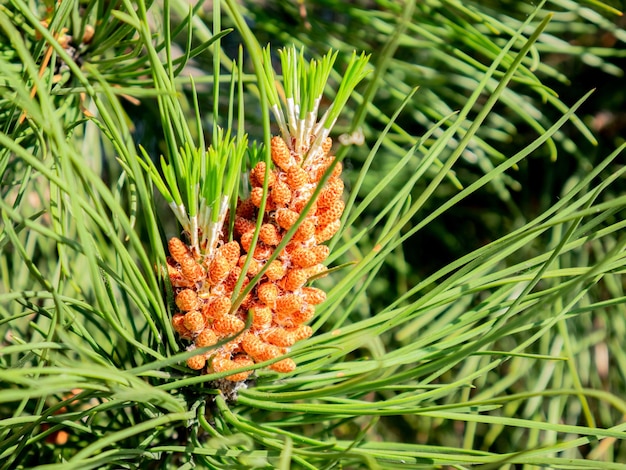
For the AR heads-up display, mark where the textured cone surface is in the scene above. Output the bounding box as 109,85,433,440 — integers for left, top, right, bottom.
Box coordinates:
168,137,344,381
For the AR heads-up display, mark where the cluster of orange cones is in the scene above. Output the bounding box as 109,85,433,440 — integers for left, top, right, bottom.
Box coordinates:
167,135,344,381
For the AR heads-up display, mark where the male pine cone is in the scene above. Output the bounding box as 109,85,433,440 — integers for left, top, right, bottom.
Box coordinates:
167,136,344,381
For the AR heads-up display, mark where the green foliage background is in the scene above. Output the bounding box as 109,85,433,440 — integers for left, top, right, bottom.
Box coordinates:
1,0,625,468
